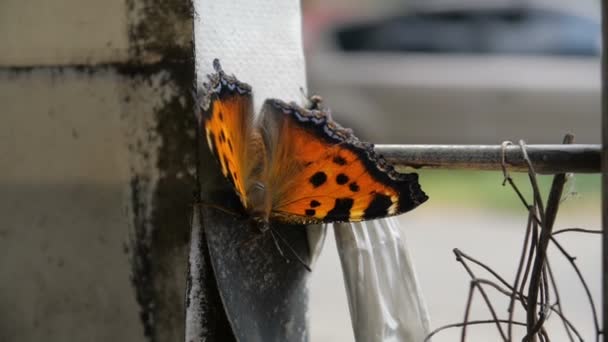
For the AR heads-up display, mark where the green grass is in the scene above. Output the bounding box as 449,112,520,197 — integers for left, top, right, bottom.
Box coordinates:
416,169,600,211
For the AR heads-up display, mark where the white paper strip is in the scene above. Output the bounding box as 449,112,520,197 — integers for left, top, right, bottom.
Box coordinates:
194,0,307,114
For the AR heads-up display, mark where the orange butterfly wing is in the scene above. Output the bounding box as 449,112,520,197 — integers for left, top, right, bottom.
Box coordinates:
260,99,428,224
199,60,255,208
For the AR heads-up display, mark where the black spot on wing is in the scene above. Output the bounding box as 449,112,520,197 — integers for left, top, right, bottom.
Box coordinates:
324,198,354,222
364,194,392,219
219,111,224,121
219,130,226,142
223,155,230,171
332,155,347,165
309,172,327,187
310,200,321,208
336,173,349,185
227,139,233,153
398,177,429,213
225,162,235,186
266,99,428,215
305,209,316,216
349,182,360,192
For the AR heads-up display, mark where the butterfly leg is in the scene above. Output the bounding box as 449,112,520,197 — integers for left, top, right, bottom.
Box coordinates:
250,219,289,262
194,200,245,218
237,220,311,272
268,229,288,261
297,86,325,110
267,226,311,272
236,220,272,263
237,219,276,253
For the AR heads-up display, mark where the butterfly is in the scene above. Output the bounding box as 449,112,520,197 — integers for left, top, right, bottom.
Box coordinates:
197,59,428,229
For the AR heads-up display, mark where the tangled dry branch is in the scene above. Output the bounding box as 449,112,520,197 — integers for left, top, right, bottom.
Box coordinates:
425,134,602,342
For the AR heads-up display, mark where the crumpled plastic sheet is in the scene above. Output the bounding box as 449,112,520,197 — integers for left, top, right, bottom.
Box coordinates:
334,217,431,342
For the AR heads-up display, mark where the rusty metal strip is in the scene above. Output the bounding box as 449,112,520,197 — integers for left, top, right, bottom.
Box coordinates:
377,144,600,174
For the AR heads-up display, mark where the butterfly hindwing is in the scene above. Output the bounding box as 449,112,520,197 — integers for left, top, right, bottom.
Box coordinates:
199,60,255,208
260,99,428,224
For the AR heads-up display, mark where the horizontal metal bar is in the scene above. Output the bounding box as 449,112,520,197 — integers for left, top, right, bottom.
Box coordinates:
375,144,601,174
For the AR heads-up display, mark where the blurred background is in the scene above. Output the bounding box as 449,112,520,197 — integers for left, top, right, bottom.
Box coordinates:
0,0,601,341
302,0,602,340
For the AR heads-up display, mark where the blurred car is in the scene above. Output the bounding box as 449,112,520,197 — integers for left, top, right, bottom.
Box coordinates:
305,2,601,144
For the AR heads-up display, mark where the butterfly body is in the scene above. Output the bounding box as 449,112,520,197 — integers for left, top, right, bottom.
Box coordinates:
198,59,428,226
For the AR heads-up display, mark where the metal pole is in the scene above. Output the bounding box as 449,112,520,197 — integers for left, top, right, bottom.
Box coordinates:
376,144,600,174
602,0,608,339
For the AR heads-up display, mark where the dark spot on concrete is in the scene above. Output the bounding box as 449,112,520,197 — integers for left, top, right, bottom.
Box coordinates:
325,198,354,221
336,173,349,185
120,1,206,338
309,172,327,187
310,200,321,208
332,155,347,165
305,209,316,216
349,182,360,192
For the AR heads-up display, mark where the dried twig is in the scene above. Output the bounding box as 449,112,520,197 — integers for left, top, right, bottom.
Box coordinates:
425,320,528,342
453,249,508,341
552,228,602,236
425,135,599,342
545,261,578,341
524,135,572,341
551,234,602,342
508,210,534,340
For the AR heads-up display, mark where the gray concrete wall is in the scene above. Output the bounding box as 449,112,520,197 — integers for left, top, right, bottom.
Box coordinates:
0,69,142,342
0,1,195,341
0,0,129,66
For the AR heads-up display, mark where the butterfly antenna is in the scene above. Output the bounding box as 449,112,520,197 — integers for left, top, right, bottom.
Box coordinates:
212,58,223,73
269,226,312,272
268,229,288,261
195,200,244,219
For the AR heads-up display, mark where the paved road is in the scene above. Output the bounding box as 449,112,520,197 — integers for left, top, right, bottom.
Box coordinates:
309,202,601,341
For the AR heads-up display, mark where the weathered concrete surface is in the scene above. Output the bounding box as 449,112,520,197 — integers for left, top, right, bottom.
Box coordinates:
0,0,129,66
0,69,144,342
0,0,198,337
122,65,197,342
0,69,129,183
121,1,197,341
0,0,193,67
0,56,197,342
